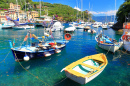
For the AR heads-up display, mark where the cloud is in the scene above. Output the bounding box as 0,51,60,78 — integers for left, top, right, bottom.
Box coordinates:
89,10,117,15
74,6,81,11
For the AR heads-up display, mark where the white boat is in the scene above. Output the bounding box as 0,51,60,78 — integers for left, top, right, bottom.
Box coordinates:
92,24,99,28
76,24,85,29
45,20,64,31
64,26,76,32
95,33,123,53
69,22,77,26
88,29,96,34
108,22,114,28
101,24,108,29
86,22,91,26
61,53,108,84
122,22,130,52
1,21,14,29
13,25,34,30
51,20,64,31
84,26,90,30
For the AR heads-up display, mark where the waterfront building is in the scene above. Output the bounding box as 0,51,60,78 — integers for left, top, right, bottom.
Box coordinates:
0,11,6,23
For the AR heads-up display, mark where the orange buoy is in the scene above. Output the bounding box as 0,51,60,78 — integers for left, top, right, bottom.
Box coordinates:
64,33,71,40
122,35,126,40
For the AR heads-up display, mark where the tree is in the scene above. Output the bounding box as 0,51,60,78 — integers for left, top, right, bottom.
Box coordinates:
116,1,130,23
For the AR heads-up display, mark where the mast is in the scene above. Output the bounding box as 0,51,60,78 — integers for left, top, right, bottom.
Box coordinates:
76,0,78,21
114,0,116,22
16,0,19,20
40,0,41,17
81,0,82,21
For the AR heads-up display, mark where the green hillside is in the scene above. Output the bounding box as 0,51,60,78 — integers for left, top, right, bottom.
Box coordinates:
0,0,92,22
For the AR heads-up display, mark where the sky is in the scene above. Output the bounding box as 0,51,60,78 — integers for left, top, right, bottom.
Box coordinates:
33,0,124,16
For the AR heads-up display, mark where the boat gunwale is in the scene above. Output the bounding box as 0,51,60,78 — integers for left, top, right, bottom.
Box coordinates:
65,53,108,78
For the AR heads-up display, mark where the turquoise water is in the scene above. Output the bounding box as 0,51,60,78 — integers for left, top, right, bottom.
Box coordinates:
0,24,130,86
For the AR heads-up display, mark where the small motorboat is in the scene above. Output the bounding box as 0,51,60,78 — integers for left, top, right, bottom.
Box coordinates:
92,24,99,28
84,26,90,31
88,29,96,34
101,24,108,29
64,26,76,33
95,33,123,53
13,25,35,30
61,53,108,84
108,22,114,28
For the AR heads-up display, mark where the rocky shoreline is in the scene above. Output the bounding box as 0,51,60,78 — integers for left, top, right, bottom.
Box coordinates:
111,22,123,31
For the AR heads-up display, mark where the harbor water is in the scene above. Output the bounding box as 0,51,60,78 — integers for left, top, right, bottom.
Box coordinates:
0,24,129,86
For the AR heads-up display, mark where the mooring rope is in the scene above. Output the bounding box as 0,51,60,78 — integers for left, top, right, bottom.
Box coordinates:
14,51,50,86
14,51,68,86
53,77,67,86
0,51,10,63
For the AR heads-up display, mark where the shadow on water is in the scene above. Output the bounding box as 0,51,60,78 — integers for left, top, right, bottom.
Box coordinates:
54,77,81,86
13,48,68,73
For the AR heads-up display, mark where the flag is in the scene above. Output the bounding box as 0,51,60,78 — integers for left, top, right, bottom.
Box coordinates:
51,34,53,38
12,20,20,26
17,18,19,21
50,20,53,25
24,35,28,41
56,15,58,18
50,29,52,35
13,38,15,46
43,21,46,25
53,15,55,20
6,15,13,21
30,33,32,38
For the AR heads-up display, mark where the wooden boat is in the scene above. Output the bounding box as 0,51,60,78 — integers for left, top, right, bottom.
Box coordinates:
61,53,108,84
9,32,69,62
95,34,123,53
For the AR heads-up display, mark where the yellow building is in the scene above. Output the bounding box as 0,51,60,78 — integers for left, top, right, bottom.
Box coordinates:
31,11,39,19
27,11,39,22
9,3,21,12
0,11,6,23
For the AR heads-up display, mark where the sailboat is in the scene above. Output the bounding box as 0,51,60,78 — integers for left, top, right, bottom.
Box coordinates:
101,14,108,29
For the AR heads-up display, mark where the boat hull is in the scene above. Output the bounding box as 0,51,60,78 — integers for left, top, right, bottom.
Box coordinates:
11,49,55,61
65,69,104,84
13,26,34,30
95,35,123,53
123,40,130,52
2,25,13,29
11,42,67,61
97,43,119,53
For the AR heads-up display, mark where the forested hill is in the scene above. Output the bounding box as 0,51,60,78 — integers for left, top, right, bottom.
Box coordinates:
0,0,92,22
116,0,130,23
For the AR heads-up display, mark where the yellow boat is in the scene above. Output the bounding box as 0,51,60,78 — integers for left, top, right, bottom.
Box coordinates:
61,53,108,84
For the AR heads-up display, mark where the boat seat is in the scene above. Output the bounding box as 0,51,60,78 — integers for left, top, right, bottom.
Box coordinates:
66,69,85,77
80,63,98,70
